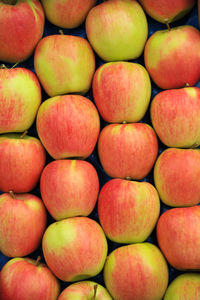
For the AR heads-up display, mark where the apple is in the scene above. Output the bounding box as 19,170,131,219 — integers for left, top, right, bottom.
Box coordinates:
85,0,148,61
36,94,100,160
0,133,46,193
92,61,151,123
98,178,160,243
40,159,99,220
164,273,200,300
0,257,60,300
154,148,200,207
42,217,108,282
41,0,96,29
0,67,41,134
144,25,200,89
150,87,200,148
157,206,200,270
139,0,196,23
104,243,169,300
34,34,95,97
98,123,158,180
0,0,44,63
58,281,112,300
0,192,47,257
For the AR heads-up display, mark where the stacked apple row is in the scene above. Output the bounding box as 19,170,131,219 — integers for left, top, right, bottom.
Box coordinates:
0,1,200,300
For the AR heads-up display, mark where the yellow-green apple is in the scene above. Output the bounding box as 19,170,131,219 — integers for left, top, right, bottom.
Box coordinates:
164,273,200,300
0,257,60,300
0,0,44,63
34,34,95,97
0,192,47,257
98,123,158,179
98,178,160,243
57,281,112,300
144,25,200,89
42,217,108,282
151,87,200,148
139,0,196,23
0,67,41,134
154,148,200,207
104,243,169,300
41,0,96,29
36,95,100,160
92,61,151,123
0,133,46,193
40,159,99,220
85,0,148,61
157,206,200,270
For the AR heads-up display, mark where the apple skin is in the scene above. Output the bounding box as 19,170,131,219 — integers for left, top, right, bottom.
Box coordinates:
0,0,44,63
40,159,99,220
58,281,112,300
164,273,200,300
104,243,169,300
0,192,47,257
92,61,151,123
36,95,100,160
34,34,95,97
85,0,148,61
42,217,108,282
0,257,60,300
150,87,200,148
144,25,200,89
98,178,160,244
139,0,196,23
154,148,200,207
98,123,158,180
0,133,46,193
157,206,200,270
0,67,41,134
41,0,96,29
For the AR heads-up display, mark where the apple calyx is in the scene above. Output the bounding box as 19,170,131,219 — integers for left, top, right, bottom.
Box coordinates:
35,256,42,266
164,19,171,31
9,190,15,199
93,284,98,299
20,130,28,139
2,0,17,5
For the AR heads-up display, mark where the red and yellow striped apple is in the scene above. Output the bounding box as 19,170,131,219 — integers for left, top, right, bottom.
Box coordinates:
0,192,47,257
42,217,108,282
40,159,99,220
92,61,151,123
36,95,100,160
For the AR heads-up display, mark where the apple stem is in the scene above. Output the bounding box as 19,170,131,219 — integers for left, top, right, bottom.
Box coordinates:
59,29,64,35
185,82,190,87
9,190,15,199
0,64,7,69
122,120,127,124
164,19,171,31
35,256,41,266
190,142,199,148
93,284,98,299
11,62,19,69
2,0,17,4
125,176,132,180
20,130,28,139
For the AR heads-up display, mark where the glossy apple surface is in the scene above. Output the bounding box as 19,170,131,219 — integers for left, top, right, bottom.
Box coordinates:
93,61,151,123
40,159,99,220
0,192,47,257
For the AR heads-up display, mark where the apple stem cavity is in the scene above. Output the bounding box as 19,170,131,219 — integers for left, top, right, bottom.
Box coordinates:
93,284,98,299
164,19,171,31
59,29,64,35
20,130,28,139
35,256,41,266
9,190,15,199
2,0,17,4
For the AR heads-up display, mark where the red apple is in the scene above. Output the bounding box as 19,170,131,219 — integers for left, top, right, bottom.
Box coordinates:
40,159,99,220
0,133,46,193
98,178,160,243
98,123,158,179
34,34,95,97
36,95,100,160
42,217,108,282
104,243,169,300
0,192,47,257
144,25,200,89
150,87,200,148
157,206,200,270
58,281,112,300
0,67,41,134
139,0,196,23
92,61,151,123
0,0,44,63
154,148,200,207
85,0,148,61
41,0,96,29
0,257,60,300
